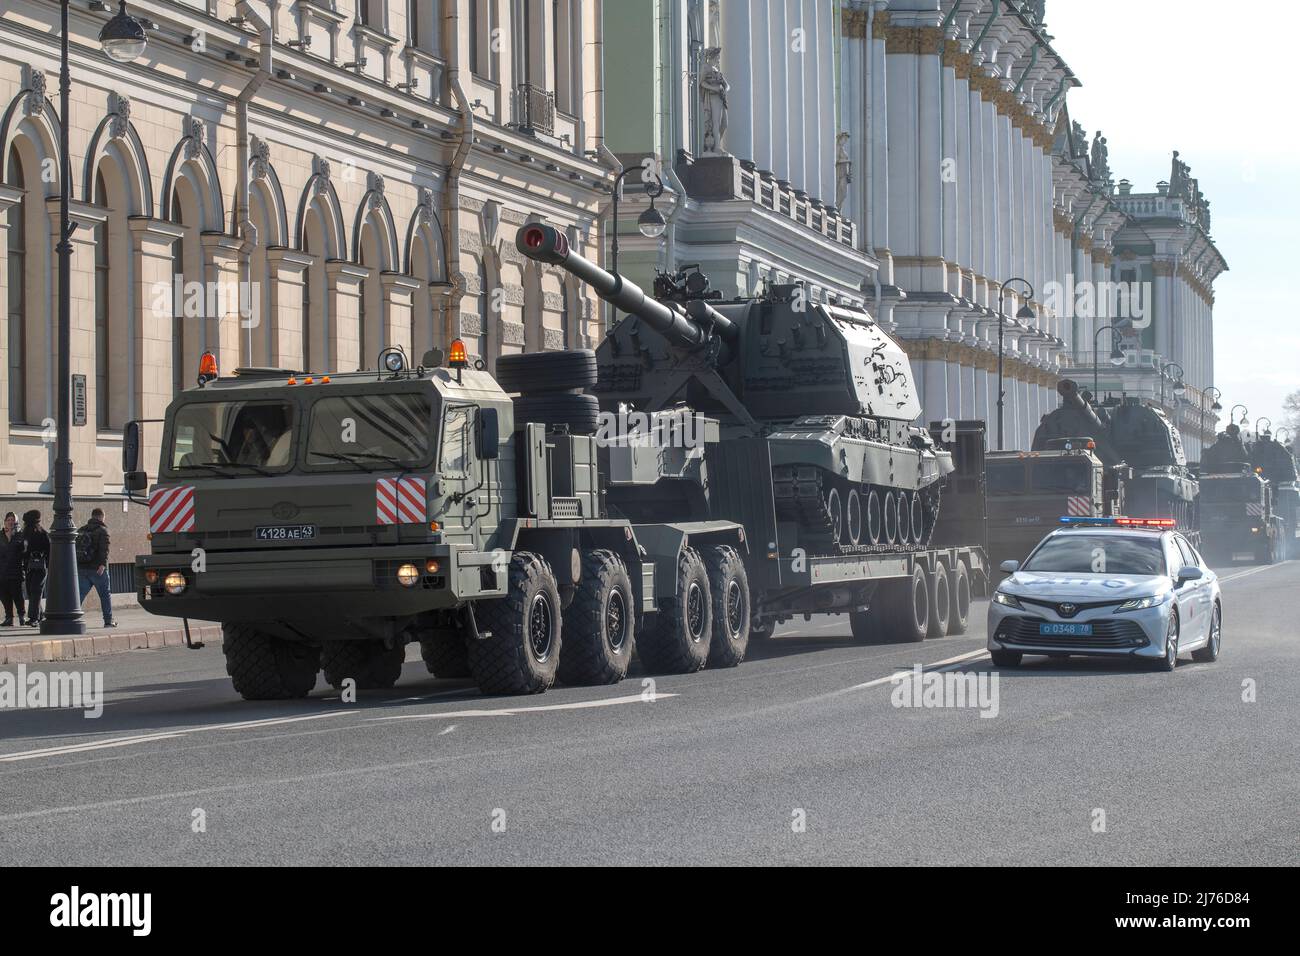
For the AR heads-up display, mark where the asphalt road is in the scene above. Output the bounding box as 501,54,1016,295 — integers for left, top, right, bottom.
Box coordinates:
1,559,1296,866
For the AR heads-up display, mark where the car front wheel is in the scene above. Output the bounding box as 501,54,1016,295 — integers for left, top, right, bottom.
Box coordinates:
1153,612,1179,672
1191,605,1221,663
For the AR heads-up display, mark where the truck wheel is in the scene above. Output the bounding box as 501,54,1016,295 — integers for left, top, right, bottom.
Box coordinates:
927,560,951,638
946,559,971,635
322,641,406,690
495,349,597,394
223,623,319,700
878,566,929,642
557,549,635,686
849,607,879,644
705,545,750,668
419,631,471,678
513,394,600,435
469,552,562,694
637,547,711,674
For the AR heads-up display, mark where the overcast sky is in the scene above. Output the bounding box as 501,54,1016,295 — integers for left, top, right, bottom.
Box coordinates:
1047,0,1299,434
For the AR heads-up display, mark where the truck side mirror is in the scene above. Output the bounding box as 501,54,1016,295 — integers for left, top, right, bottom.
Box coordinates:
123,420,141,474
477,407,500,460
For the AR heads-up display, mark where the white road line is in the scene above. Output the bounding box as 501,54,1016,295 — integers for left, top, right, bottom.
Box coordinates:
370,691,678,721
0,712,349,763
1218,562,1289,584
841,648,989,692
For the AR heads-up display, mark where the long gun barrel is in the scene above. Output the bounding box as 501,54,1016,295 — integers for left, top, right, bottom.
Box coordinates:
1058,378,1108,436
516,223,736,350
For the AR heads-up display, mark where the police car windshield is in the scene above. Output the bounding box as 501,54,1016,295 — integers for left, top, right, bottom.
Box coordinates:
170,400,294,472
1022,534,1167,575
306,392,433,469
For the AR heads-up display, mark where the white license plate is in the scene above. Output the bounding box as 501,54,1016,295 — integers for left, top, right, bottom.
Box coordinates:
1039,622,1093,636
255,525,317,541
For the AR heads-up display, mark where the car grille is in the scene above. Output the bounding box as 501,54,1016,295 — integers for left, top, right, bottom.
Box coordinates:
995,616,1149,650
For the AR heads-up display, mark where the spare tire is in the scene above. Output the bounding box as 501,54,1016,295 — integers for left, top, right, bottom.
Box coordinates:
496,350,597,394
514,393,601,435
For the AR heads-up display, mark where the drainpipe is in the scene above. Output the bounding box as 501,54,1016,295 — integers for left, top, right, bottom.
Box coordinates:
234,0,273,364
444,3,474,346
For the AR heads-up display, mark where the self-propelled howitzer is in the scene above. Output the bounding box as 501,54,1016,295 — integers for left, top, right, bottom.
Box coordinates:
516,222,954,556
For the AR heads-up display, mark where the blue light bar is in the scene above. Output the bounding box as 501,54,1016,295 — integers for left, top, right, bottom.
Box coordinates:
1058,516,1175,528
1058,516,1117,525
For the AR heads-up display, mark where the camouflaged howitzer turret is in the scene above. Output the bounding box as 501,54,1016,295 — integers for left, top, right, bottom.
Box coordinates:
516,223,954,556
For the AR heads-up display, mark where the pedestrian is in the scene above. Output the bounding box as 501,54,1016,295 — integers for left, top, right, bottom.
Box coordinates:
76,507,117,627
20,509,50,626
0,511,25,626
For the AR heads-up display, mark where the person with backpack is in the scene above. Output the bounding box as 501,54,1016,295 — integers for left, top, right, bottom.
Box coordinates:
0,511,25,626
77,507,117,627
20,510,50,626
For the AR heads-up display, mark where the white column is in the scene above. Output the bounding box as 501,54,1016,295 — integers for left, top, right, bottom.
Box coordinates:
721,0,754,164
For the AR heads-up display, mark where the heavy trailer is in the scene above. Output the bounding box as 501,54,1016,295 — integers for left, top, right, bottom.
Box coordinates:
123,224,989,700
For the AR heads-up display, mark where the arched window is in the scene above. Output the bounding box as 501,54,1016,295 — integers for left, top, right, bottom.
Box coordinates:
5,150,26,424
93,171,110,426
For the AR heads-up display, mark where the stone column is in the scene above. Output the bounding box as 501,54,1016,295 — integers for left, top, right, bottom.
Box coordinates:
128,217,185,481
62,200,109,495
0,184,21,493
200,233,244,379
325,260,367,372
265,248,311,370
381,272,422,357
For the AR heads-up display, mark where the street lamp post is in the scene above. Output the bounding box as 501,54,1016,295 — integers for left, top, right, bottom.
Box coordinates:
43,1,148,636
607,163,665,328
1159,360,1185,410
996,277,1035,451
1092,323,1126,401
1199,386,1222,451
1255,417,1273,443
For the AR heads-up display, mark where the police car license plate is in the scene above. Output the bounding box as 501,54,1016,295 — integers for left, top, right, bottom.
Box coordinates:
1039,622,1093,636
255,525,317,541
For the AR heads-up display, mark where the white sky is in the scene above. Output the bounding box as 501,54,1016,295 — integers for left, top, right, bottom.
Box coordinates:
1047,0,1300,433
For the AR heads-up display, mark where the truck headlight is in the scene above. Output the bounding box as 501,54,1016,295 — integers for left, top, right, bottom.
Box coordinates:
163,571,187,595
993,591,1023,610
1115,593,1169,613
396,563,420,588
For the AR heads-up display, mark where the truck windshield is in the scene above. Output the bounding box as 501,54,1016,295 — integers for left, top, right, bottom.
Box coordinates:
987,462,1026,495
306,392,433,469
1022,535,1166,575
169,400,294,472
1030,460,1091,493
1199,477,1256,501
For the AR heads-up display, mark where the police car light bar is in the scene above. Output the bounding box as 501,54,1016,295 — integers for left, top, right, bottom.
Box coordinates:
1058,516,1176,528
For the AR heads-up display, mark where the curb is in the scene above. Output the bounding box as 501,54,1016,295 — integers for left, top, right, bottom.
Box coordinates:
0,624,224,665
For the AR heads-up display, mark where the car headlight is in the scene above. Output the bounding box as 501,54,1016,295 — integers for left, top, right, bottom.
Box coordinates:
993,590,1023,609
163,571,187,595
1114,593,1170,613
396,563,420,588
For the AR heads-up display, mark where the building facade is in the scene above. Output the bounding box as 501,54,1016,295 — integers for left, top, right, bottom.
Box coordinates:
1,0,610,535
601,0,872,314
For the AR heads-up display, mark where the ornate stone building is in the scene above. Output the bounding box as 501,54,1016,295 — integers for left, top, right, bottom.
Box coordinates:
1,0,610,526
601,0,872,312
838,0,1225,453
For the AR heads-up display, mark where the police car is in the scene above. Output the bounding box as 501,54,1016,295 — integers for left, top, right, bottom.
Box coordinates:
988,517,1222,671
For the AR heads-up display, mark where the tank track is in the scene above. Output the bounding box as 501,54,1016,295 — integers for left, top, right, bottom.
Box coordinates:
772,466,941,558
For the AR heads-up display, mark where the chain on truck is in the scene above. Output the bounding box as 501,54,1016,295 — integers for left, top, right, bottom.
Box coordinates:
123,222,990,701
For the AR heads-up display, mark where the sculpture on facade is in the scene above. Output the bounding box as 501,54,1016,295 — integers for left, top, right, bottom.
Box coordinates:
1070,121,1088,160
700,47,730,156
835,131,853,209
1090,130,1110,184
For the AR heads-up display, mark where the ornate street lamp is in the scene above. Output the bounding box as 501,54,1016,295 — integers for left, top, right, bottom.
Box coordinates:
1092,323,1126,400
996,277,1035,451
1230,404,1249,431
43,0,148,636
1159,360,1185,408
1199,386,1222,447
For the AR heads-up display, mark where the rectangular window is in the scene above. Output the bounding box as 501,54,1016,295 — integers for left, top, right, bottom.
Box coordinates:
306,392,433,469
169,400,296,472
439,404,473,476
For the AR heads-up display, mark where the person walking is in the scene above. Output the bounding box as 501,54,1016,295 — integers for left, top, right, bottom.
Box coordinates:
0,512,25,626
20,510,50,626
76,507,117,627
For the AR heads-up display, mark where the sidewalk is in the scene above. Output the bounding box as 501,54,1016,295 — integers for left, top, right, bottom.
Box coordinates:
0,605,222,665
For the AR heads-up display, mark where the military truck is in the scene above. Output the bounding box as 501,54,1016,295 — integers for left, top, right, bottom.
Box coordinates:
1250,432,1300,560
124,223,989,701
986,440,1113,570
1196,424,1283,563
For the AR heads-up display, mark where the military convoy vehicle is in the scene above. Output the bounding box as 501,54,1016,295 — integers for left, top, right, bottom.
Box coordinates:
124,221,989,701
1031,379,1198,533
1250,432,1300,560
1197,424,1285,563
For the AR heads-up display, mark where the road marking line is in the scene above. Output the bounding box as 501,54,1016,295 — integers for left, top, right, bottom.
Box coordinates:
370,691,678,721
841,649,990,693
1218,563,1288,584
0,712,348,763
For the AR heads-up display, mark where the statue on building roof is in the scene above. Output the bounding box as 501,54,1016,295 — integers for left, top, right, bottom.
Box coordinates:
1170,150,1191,198
1070,121,1088,161
835,131,852,209
700,47,730,156
1028,0,1046,26
1090,131,1110,184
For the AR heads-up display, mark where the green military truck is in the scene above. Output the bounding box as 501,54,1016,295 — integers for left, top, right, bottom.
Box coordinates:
986,441,1113,571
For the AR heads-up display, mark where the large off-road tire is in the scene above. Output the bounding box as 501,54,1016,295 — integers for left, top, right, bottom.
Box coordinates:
705,545,750,668
495,349,597,394
321,641,406,690
946,559,971,635
926,560,951,638
557,549,635,686
869,566,929,643
468,552,562,694
513,394,600,435
637,547,711,674
419,630,471,678
222,623,319,700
